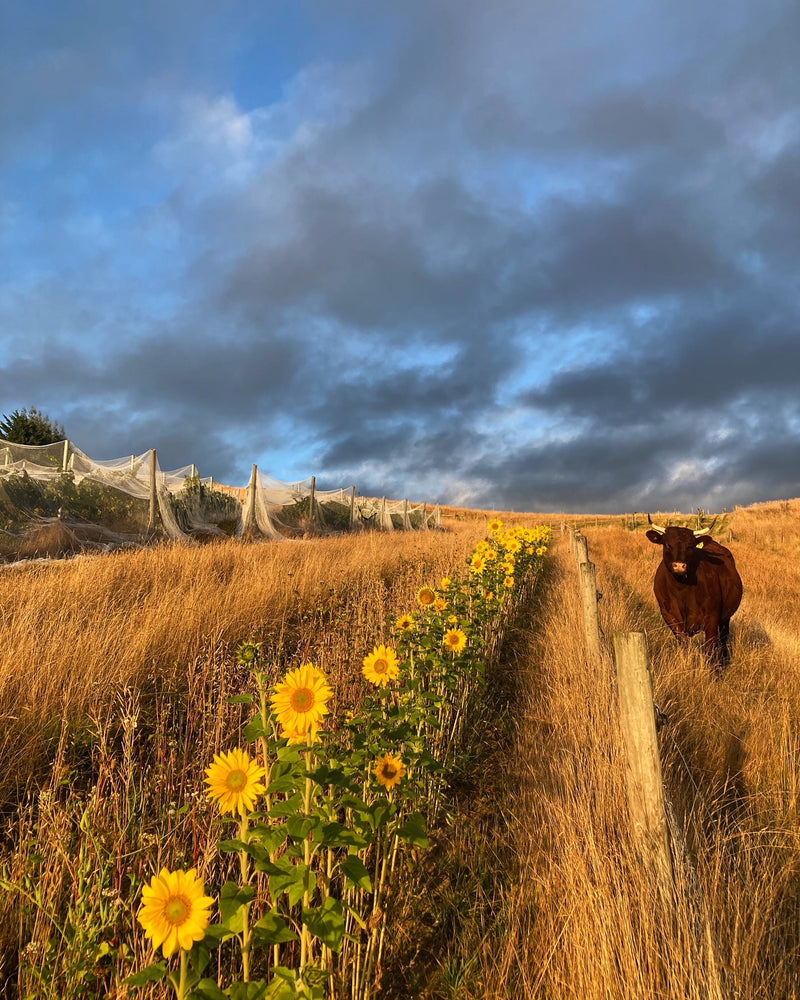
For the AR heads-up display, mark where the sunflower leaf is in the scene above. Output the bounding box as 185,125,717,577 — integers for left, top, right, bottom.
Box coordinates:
339,855,372,891
286,814,321,841
319,821,370,850
302,897,346,951
249,823,289,853
252,909,299,945
193,980,229,1000
219,882,256,928
267,857,309,907
124,962,167,986
395,811,429,848
243,714,269,741
268,792,305,817
218,838,249,853
227,981,270,999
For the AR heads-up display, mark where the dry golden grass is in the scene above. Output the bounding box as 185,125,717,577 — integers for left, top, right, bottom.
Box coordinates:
470,502,800,1000
0,524,501,795
2,520,518,996
3,500,800,999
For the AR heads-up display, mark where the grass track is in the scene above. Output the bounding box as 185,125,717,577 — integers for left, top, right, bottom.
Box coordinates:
469,515,800,999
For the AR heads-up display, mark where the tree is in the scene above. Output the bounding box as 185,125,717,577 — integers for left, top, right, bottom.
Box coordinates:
0,407,66,445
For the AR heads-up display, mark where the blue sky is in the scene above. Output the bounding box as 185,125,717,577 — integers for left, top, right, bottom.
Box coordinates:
3,0,799,513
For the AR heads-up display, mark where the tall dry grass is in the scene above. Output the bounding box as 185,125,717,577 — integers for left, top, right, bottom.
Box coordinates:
472,503,800,999
4,501,800,998
1,523,510,996
0,526,490,793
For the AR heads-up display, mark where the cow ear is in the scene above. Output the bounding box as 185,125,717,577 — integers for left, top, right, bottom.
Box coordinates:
645,529,664,545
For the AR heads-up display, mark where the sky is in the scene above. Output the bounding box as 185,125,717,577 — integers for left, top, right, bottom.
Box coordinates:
2,0,799,514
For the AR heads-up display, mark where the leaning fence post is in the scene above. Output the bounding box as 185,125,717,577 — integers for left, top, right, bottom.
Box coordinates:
574,532,589,566
579,560,602,664
613,631,674,902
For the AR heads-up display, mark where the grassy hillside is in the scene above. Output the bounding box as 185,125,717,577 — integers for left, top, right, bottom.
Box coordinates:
464,500,800,999
1,500,799,998
0,516,547,997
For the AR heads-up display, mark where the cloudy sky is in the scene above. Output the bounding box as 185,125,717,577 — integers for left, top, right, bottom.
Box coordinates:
2,0,799,513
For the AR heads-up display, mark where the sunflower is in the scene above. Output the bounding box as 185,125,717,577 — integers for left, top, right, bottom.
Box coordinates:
484,548,497,562
470,555,486,574
271,662,333,734
434,597,448,612
281,721,320,746
138,868,215,958
363,644,400,686
236,641,261,667
448,614,459,624
440,576,452,590
204,747,267,816
504,576,515,589
374,753,406,790
536,546,547,556
394,613,415,631
444,629,467,653
417,586,436,607
488,518,503,532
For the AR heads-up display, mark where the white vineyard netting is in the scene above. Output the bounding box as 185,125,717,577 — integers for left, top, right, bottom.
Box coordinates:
0,440,441,558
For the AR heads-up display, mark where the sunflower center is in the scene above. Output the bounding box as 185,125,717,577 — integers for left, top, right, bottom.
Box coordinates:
373,658,388,674
382,764,397,779
226,768,248,792
290,687,315,712
164,895,190,926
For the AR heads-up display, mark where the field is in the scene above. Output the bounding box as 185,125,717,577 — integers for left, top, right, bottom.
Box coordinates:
1,500,799,998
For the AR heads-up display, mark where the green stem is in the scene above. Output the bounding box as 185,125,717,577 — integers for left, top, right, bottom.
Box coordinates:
239,812,252,982
173,949,189,1000
301,749,313,971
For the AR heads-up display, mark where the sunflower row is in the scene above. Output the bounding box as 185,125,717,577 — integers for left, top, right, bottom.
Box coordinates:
130,519,551,1000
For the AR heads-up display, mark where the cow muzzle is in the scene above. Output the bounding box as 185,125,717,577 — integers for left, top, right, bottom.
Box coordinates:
671,562,688,575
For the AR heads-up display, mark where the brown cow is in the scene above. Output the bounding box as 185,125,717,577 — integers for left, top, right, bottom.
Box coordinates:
645,517,743,671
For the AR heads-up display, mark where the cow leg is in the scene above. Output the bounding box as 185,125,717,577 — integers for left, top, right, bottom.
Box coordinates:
662,612,689,646
719,619,732,667
703,619,724,676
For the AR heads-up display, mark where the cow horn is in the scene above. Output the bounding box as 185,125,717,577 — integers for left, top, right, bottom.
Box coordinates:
647,514,666,532
694,516,718,537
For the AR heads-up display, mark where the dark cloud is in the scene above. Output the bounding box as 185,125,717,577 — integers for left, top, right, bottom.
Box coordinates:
2,0,799,510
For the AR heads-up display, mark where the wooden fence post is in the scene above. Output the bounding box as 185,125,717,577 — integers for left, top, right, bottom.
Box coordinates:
309,475,316,524
62,439,70,473
579,560,602,664
613,631,674,902
574,532,589,566
349,485,356,528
